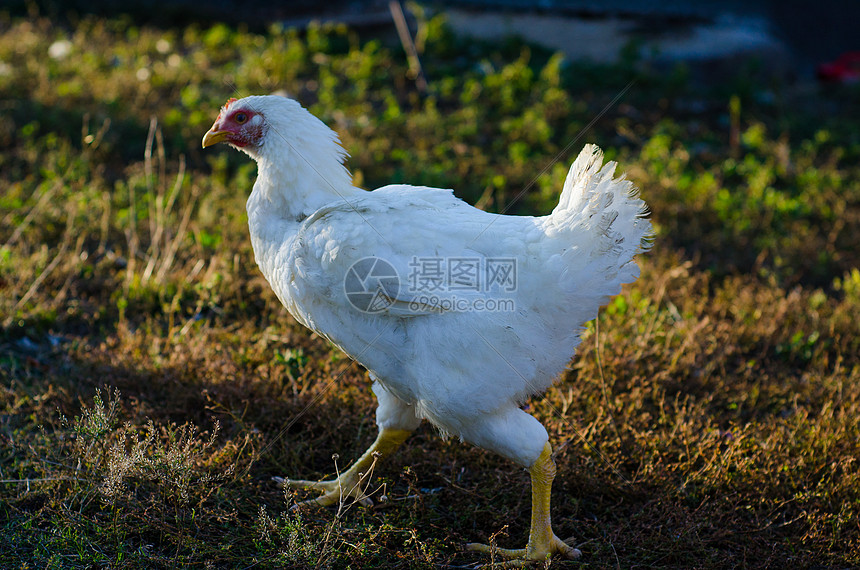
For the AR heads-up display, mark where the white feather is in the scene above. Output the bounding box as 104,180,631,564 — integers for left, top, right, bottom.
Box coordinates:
231,96,651,466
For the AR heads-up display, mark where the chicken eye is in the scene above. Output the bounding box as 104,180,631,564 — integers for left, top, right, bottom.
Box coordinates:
235,112,248,124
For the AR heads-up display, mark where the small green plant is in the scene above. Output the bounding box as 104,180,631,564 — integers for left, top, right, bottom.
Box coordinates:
61,389,230,506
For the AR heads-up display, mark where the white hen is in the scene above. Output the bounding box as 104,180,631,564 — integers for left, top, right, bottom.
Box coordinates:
203,95,651,564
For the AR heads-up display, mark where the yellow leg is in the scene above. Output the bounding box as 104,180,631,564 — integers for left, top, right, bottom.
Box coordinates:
274,427,411,509
467,442,581,566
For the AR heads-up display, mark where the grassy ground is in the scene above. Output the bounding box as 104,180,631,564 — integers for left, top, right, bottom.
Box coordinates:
2,8,859,569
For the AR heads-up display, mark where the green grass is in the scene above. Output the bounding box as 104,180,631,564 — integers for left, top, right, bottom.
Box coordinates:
2,7,860,569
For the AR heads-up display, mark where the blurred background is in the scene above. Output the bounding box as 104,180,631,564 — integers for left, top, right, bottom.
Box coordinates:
10,0,860,72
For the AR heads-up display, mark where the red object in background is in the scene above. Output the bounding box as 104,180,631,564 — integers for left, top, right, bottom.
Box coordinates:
817,52,860,83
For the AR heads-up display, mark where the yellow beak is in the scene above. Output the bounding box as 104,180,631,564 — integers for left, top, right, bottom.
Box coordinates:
202,128,230,148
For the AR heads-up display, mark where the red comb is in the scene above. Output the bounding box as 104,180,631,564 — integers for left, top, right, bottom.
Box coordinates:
216,97,239,120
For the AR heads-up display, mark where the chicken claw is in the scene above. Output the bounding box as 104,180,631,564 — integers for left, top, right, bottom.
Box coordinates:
274,472,374,508
466,534,581,567
274,427,412,510
466,443,582,566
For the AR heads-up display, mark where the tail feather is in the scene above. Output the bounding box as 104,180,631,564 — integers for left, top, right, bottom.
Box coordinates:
547,144,652,294
553,143,608,214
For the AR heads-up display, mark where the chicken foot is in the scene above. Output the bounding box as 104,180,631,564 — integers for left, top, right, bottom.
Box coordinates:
274,427,411,509
467,442,581,566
